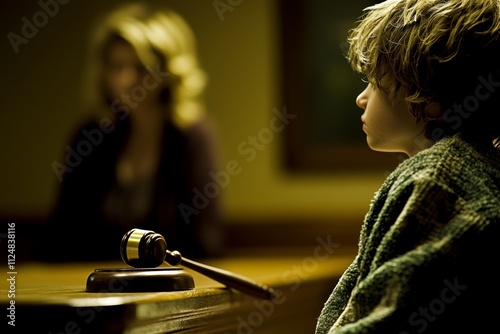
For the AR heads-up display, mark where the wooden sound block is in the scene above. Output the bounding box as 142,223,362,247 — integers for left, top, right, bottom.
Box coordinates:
86,267,195,293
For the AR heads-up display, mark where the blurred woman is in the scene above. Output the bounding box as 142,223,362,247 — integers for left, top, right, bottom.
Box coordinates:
43,3,223,262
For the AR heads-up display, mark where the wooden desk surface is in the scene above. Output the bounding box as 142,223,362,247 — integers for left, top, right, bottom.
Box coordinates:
2,251,355,333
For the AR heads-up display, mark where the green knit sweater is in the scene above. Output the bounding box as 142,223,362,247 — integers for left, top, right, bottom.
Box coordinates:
316,134,500,334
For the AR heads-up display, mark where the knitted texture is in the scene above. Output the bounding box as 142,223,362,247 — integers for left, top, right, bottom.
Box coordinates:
316,134,500,334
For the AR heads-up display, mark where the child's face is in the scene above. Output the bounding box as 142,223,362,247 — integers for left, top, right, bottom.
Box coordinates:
356,83,431,156
103,40,163,109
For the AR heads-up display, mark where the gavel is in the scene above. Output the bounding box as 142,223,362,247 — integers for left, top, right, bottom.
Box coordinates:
87,228,276,300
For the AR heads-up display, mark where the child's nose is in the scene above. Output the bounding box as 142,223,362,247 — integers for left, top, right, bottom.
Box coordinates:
356,90,367,110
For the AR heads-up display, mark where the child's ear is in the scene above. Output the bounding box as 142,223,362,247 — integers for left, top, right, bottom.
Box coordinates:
424,101,443,120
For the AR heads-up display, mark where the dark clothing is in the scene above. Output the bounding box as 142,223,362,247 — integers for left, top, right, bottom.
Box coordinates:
41,116,223,262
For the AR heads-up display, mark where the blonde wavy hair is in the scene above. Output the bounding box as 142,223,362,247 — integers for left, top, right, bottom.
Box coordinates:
347,0,500,144
80,2,207,128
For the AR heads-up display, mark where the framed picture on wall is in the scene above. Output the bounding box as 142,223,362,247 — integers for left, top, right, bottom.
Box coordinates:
278,0,401,172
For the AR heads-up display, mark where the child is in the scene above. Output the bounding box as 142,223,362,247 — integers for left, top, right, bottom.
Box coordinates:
316,0,500,333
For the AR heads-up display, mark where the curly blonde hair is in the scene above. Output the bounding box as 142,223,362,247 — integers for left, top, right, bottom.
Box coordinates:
81,2,207,128
347,0,500,144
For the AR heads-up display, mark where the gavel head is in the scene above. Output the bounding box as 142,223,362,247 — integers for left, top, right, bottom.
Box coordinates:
120,229,167,268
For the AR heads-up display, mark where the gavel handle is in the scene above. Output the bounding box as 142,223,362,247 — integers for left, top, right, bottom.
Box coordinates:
165,250,276,300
